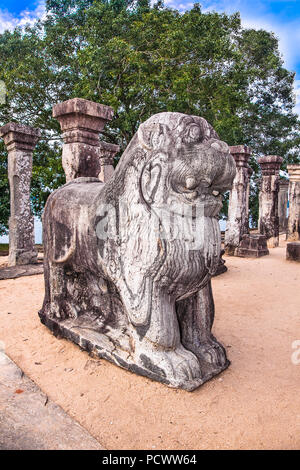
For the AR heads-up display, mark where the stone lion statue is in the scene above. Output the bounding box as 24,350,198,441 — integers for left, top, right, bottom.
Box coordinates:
39,112,236,391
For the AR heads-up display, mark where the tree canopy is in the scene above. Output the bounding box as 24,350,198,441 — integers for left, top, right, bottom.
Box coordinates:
0,0,299,234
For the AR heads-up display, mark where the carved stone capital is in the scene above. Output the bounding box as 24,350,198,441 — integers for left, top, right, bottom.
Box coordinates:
53,98,114,146
279,179,289,191
258,155,283,175
229,145,251,168
99,141,120,165
0,123,40,152
287,164,300,182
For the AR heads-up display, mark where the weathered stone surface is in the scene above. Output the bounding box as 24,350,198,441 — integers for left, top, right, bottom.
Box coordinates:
0,262,43,280
235,233,269,258
212,249,228,276
39,112,236,391
0,123,39,266
224,145,251,255
258,155,283,248
286,241,300,262
278,179,289,232
287,165,300,241
53,98,119,181
98,141,120,183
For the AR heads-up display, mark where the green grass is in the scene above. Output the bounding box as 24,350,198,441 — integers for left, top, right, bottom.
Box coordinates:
0,244,43,252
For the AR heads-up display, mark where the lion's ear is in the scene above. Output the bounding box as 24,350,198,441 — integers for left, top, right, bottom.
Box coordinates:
141,161,162,204
138,122,170,151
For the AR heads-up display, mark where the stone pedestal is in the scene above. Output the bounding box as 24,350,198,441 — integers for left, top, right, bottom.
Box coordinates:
53,98,119,182
286,242,300,262
0,123,40,266
258,155,283,248
287,165,300,241
278,179,289,233
224,145,251,255
235,234,269,258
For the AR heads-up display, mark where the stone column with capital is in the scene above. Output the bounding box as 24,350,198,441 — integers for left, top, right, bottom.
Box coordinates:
53,98,119,182
98,141,120,183
258,155,283,248
278,179,289,233
287,164,300,241
224,145,252,255
0,123,40,266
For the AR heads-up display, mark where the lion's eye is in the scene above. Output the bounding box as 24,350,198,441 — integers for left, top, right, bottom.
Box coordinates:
183,125,202,143
212,190,220,196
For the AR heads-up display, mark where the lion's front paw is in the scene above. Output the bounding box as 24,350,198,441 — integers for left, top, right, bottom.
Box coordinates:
198,339,228,367
137,343,202,387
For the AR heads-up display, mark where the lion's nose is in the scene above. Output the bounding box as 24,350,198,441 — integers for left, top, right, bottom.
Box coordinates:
185,176,197,189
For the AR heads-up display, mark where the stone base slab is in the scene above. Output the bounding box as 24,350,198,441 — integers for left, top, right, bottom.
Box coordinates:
235,234,269,258
0,263,44,280
286,242,300,262
39,311,230,392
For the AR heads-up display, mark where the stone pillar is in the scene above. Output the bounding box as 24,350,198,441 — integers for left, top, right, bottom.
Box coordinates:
224,145,252,255
287,165,300,241
258,155,283,248
53,98,119,182
98,141,120,183
278,179,289,233
245,165,253,229
0,123,40,266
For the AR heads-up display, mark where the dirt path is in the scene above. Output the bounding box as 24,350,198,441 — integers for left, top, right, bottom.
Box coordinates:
0,240,299,450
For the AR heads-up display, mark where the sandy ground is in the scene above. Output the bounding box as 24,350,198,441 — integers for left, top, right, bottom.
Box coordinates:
0,239,299,450
0,354,103,450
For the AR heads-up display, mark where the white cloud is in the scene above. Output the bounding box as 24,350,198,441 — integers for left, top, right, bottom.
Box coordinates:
0,1,45,34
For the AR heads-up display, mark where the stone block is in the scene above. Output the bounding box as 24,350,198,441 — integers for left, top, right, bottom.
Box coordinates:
286,242,300,262
235,234,269,258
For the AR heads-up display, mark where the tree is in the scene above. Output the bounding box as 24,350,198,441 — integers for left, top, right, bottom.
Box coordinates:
0,0,299,233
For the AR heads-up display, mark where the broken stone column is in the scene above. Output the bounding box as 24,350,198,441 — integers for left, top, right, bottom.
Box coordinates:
287,165,300,241
98,141,119,183
258,155,283,248
278,179,289,233
53,98,119,182
286,242,300,262
0,123,40,266
224,145,251,255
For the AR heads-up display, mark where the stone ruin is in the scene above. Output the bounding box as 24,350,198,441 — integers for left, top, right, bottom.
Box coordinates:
258,155,283,248
0,123,40,266
286,164,300,262
278,179,289,233
53,98,119,183
39,109,236,391
224,146,270,258
224,145,252,256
